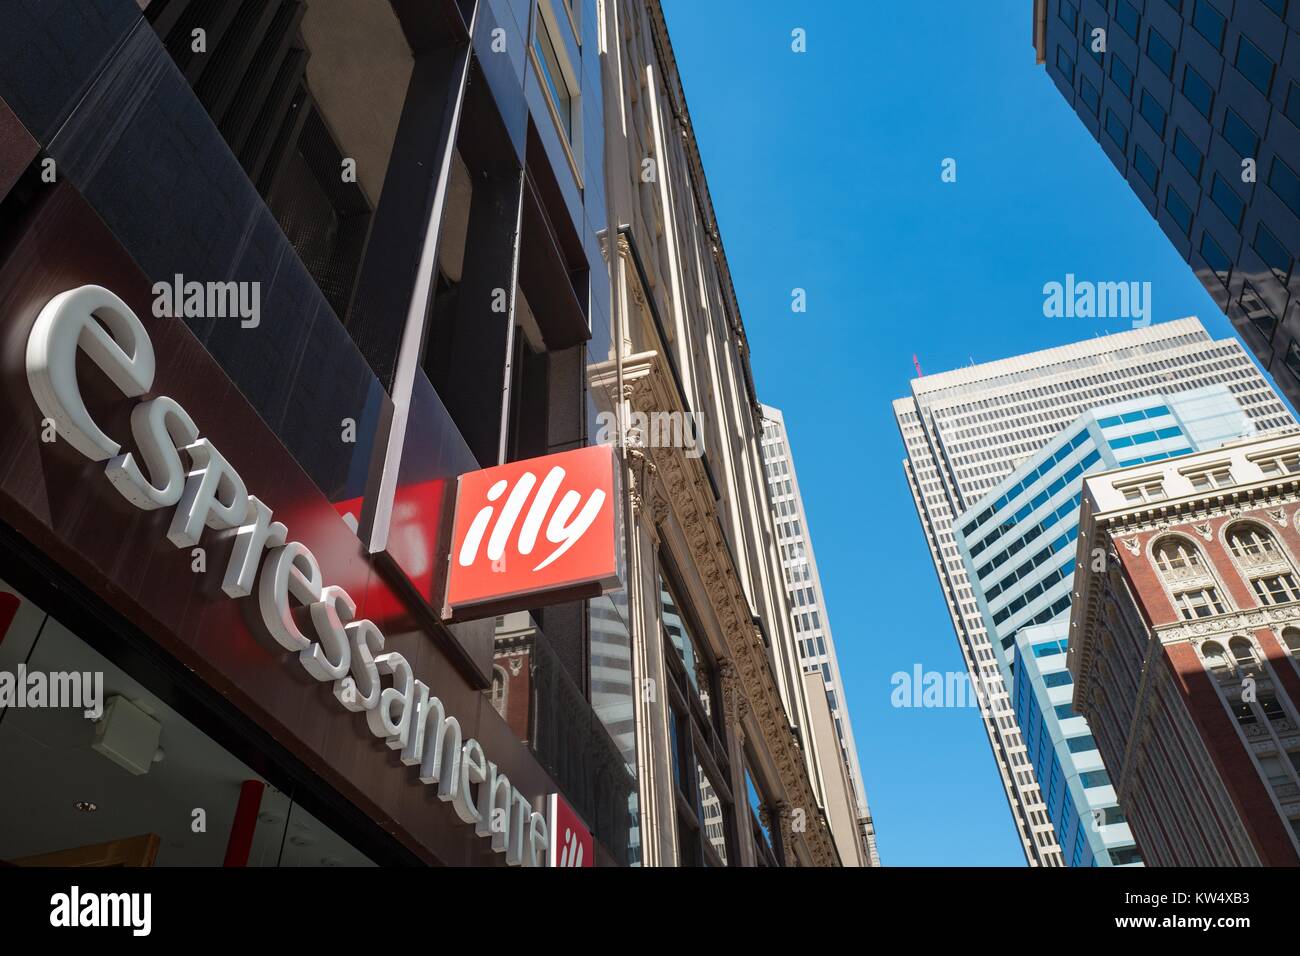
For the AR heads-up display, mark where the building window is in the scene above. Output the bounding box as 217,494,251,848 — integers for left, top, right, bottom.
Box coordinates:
1116,1,1140,39
1066,734,1098,753
1252,573,1300,605
1081,770,1112,789
1182,65,1214,118
1281,627,1300,658
1119,477,1166,502
1154,537,1204,573
1184,465,1233,490
1057,46,1076,83
1227,524,1281,560
1138,89,1167,136
1165,185,1193,235
1253,222,1293,286
1241,282,1279,339
1235,35,1276,97
1172,128,1204,178
1059,0,1080,31
1286,81,1300,130
1109,57,1135,98
1175,587,1226,619
490,665,508,717
1268,157,1300,219
1201,640,1231,673
1146,27,1174,76
1199,231,1231,286
1221,109,1260,160
1191,0,1226,51
1080,75,1101,116
1133,143,1159,190
1252,449,1300,475
534,5,575,141
1209,173,1245,227
1287,341,1300,382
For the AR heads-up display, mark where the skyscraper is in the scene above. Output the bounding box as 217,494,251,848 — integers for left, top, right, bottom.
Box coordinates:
894,317,1294,865
760,405,880,866
1033,0,1300,411
957,383,1263,866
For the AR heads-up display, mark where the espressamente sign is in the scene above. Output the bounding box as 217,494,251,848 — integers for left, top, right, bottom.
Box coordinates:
25,284,552,866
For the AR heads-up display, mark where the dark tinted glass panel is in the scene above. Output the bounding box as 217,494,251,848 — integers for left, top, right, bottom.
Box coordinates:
1262,0,1287,15
1147,28,1175,76
1116,2,1140,39
1199,230,1231,284
1287,340,1300,381
1057,46,1076,82
1110,56,1134,97
1254,222,1293,284
1285,82,1300,129
1235,36,1275,96
1134,144,1160,189
1139,90,1167,136
1269,158,1300,218
1060,0,1079,30
1241,280,1279,338
1166,185,1193,234
1222,109,1260,158
1210,173,1245,226
1182,65,1214,117
1080,75,1101,115
1173,129,1203,178
1105,108,1129,149
1192,0,1226,50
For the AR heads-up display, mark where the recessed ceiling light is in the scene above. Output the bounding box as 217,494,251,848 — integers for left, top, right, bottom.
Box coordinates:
74,801,98,812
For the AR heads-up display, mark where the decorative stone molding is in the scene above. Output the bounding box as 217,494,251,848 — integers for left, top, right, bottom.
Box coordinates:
718,659,750,738
1120,537,1140,555
588,346,837,867
1155,605,1300,644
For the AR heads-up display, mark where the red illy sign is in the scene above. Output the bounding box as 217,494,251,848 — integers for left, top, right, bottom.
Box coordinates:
548,792,593,867
443,445,621,619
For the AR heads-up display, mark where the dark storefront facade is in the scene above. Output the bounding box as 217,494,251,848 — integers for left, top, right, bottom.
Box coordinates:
1034,0,1300,409
0,0,633,867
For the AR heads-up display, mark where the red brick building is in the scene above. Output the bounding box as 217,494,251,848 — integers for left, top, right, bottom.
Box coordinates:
1071,434,1300,866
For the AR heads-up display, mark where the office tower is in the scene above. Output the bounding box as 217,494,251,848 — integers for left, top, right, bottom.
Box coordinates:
1033,0,1300,411
761,405,881,866
1071,432,1300,864
894,317,1294,865
960,383,1265,866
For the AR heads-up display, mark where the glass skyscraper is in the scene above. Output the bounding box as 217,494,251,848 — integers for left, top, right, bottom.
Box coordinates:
1034,0,1300,412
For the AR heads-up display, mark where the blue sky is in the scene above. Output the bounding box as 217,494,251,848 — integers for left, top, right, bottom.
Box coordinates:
661,0,1290,865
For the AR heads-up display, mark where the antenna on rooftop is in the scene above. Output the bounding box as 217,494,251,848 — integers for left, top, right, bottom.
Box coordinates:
913,354,923,378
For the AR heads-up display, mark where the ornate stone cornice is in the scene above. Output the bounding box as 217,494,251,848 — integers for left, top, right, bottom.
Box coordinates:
1154,604,1300,644
590,348,837,867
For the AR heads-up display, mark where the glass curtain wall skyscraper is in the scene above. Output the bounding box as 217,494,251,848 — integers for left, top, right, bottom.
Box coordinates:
893,317,1294,865
1033,0,1300,413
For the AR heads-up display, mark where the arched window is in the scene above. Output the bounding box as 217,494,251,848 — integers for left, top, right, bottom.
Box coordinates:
490,665,508,717
1227,523,1280,559
1229,637,1257,669
1201,640,1230,673
1283,627,1300,657
1153,537,1202,573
